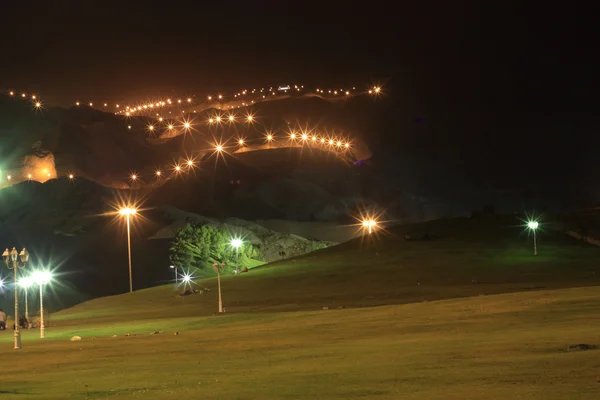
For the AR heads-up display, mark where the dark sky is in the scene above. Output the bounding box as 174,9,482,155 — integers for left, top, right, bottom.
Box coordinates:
2,2,594,108
1,2,598,199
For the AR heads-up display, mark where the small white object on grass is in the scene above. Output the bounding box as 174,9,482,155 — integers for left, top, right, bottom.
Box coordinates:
70,336,82,341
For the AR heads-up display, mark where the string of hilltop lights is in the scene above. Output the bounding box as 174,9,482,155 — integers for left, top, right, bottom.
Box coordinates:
2,84,383,186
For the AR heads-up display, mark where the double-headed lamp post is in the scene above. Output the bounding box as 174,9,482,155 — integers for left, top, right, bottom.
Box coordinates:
527,220,539,256
119,207,137,293
2,247,29,350
362,219,377,234
18,276,34,327
213,262,226,313
231,239,243,273
31,270,52,339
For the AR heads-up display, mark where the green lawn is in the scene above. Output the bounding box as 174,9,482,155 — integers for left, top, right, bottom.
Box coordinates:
1,287,600,399
1,215,599,399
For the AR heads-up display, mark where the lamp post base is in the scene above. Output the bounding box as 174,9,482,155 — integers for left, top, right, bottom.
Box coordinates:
14,329,22,349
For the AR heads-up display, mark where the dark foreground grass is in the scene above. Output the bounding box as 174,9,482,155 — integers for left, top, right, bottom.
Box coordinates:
1,286,600,399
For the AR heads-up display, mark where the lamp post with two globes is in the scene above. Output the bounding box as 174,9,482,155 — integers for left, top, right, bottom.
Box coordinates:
31,270,52,338
2,247,29,349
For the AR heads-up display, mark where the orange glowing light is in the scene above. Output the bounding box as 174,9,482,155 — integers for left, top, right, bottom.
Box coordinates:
320,138,325,143
131,174,137,180
345,143,350,148
167,124,174,130
187,160,194,167
9,91,14,96
218,95,223,99
228,115,235,122
215,116,222,123
68,173,75,179
155,170,162,177
301,134,308,141
329,139,334,145
183,122,191,129
27,174,32,179
246,115,253,122
238,139,244,145
175,165,182,172
158,117,163,121
312,136,317,141
147,125,155,131
208,96,212,100
32,95,36,99
89,102,93,106
215,144,223,152
266,134,273,141
336,141,342,147
290,133,296,140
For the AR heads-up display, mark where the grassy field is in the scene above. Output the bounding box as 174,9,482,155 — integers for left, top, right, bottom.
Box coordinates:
1,215,599,399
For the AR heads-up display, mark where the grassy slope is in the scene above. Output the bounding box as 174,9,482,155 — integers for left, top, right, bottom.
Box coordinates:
1,215,600,399
50,215,600,325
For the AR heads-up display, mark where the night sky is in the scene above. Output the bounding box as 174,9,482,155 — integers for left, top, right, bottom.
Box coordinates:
1,2,598,202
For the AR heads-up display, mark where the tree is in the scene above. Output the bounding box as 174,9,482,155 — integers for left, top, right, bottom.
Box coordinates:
169,222,256,276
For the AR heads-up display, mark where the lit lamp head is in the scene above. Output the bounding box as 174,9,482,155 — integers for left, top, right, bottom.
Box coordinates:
2,248,9,264
527,221,539,230
31,270,52,285
10,248,18,263
231,238,243,248
18,276,34,289
182,274,192,283
19,248,29,264
119,207,137,216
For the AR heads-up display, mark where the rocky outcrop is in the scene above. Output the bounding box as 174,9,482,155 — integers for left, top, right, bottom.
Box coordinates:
149,208,336,263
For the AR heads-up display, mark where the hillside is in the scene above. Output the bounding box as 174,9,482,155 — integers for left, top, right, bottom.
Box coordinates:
2,215,600,399
51,214,600,324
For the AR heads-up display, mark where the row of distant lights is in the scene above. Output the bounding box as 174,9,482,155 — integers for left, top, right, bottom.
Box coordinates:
127,130,352,183
106,84,378,116
1,169,74,183
6,85,382,119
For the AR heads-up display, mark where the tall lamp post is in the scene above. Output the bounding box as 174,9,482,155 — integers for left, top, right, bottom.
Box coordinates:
18,276,34,327
213,262,226,313
119,207,137,293
231,239,242,273
31,270,52,339
527,220,539,256
2,247,29,350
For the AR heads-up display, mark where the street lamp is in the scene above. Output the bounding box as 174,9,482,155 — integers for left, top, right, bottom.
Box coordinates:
2,247,29,349
18,276,34,327
231,238,243,273
119,207,137,292
31,270,52,339
527,220,539,256
212,262,226,313
170,265,178,284
362,219,377,234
